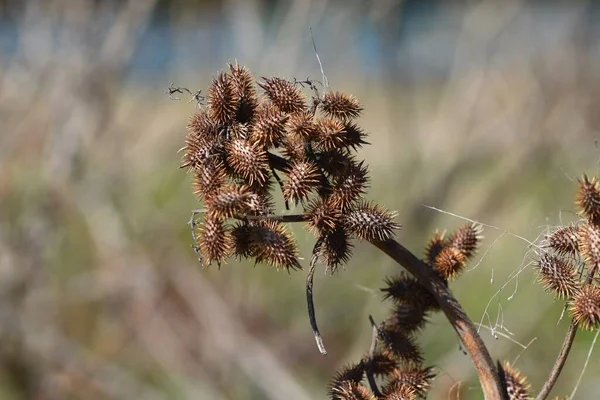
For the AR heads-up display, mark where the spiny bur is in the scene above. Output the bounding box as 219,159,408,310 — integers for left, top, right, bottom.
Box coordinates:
498,362,531,400
570,285,600,331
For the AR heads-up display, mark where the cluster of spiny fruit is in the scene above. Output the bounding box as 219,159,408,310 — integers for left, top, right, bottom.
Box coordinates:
539,174,600,332
182,62,398,271
328,222,533,400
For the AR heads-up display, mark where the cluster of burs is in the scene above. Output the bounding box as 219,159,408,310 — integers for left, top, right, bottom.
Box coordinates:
182,62,397,272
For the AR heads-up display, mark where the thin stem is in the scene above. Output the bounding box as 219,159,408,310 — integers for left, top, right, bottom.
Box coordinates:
307,240,327,355
270,166,290,210
366,315,383,398
536,271,596,400
372,239,506,400
535,322,576,400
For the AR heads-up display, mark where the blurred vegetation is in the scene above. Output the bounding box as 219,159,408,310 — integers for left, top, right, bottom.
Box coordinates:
1,0,600,399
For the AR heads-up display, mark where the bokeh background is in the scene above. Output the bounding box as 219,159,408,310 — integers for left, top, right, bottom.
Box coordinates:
2,0,600,399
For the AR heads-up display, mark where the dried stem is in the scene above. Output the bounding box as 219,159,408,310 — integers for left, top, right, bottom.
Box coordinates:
372,239,506,400
536,272,596,400
366,315,383,398
264,152,505,399
535,322,577,400
307,240,327,355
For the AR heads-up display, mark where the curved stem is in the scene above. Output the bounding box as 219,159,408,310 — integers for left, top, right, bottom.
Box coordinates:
536,322,577,400
366,315,383,398
372,239,506,400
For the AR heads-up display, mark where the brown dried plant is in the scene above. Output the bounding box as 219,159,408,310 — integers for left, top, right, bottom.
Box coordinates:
177,63,600,400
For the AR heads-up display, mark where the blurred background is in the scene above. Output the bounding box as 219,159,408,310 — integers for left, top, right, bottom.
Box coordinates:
1,0,600,399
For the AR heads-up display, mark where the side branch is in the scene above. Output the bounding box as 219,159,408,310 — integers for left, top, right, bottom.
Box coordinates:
372,239,506,400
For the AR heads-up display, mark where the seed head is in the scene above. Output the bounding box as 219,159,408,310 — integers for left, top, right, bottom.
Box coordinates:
305,198,342,235
570,285,600,331
249,221,301,271
381,382,417,400
343,201,400,241
315,118,350,151
287,111,318,140
207,71,237,125
576,174,600,226
258,76,306,113
388,365,435,398
228,61,258,123
319,227,354,273
434,247,466,280
546,225,581,257
329,161,370,212
251,102,289,148
328,382,376,400
381,273,439,311
424,230,447,266
498,362,531,400
363,350,398,377
226,138,270,185
379,325,423,364
448,223,482,260
197,216,232,266
578,222,600,276
282,160,321,204
386,304,429,335
535,253,579,299
205,185,257,219
193,160,226,201
320,91,363,121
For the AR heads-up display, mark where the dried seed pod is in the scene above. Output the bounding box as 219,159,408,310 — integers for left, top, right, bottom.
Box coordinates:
381,382,417,400
578,222,600,276
287,111,318,140
193,160,227,201
251,102,289,148
434,247,466,280
381,273,439,311
197,216,232,266
576,174,600,226
424,230,447,265
498,362,531,400
570,285,600,331
305,198,342,235
546,225,580,257
281,133,309,161
330,362,366,388
282,160,321,204
207,71,237,125
249,221,301,271
258,76,306,113
315,149,356,177
343,202,400,241
329,381,377,400
330,161,370,212
187,109,220,141
386,304,429,335
379,325,423,364
320,91,363,121
388,365,435,398
206,185,257,219
448,223,482,259
363,350,398,377
320,227,354,273
182,113,223,170
315,118,349,151
342,123,369,150
231,222,254,259
535,253,579,299
228,61,258,123
226,138,270,185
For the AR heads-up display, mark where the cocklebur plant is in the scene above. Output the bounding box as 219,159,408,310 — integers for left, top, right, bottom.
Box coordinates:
176,62,600,399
